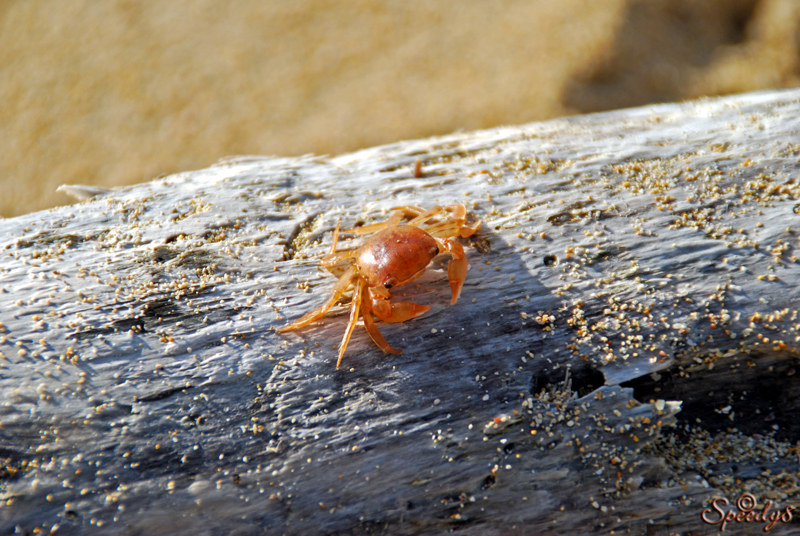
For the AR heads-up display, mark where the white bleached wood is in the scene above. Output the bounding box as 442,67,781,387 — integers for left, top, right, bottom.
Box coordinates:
3,89,800,534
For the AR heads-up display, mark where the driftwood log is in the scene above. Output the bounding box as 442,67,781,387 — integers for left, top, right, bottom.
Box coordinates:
3,89,800,535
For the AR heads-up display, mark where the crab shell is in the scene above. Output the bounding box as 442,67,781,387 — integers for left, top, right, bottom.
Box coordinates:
356,226,440,289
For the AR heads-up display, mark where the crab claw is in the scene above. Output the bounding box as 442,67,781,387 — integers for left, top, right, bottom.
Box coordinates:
361,293,403,356
446,239,468,304
372,297,430,322
460,221,481,238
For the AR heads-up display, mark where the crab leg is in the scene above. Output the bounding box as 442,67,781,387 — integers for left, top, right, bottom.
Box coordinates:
318,220,360,270
345,205,439,234
361,283,403,355
336,275,366,369
344,211,405,234
276,265,357,332
391,205,426,214
320,248,358,271
435,238,468,304
398,204,463,223
422,221,462,235
407,205,443,227
329,220,341,253
425,221,481,239
442,204,467,220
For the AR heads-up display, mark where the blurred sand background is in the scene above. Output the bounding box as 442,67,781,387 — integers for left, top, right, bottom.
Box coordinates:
2,0,799,218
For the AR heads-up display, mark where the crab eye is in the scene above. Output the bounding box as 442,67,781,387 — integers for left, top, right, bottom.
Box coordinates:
430,246,440,257
384,277,398,289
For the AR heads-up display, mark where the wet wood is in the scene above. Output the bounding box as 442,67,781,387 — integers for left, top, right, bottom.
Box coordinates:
3,89,800,535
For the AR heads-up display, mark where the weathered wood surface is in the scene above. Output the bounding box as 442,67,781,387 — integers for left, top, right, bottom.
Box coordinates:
3,89,800,535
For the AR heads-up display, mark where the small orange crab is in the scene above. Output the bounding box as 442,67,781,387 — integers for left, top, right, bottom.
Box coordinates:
277,204,480,368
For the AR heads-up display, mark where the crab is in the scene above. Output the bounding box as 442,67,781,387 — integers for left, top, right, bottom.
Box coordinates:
276,204,480,368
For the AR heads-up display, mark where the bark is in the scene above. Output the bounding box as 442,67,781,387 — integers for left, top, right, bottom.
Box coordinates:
3,89,800,535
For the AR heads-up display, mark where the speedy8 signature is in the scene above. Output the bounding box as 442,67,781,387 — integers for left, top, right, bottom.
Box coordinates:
702,492,795,532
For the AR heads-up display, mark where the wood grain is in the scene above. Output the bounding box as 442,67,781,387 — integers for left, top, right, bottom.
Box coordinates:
3,89,800,534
